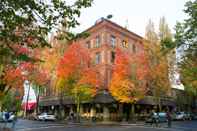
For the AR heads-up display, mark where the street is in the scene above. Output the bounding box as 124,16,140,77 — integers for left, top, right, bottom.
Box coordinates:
2,119,195,131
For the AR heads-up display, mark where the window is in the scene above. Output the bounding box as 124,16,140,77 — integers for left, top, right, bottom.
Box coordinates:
122,40,128,48
111,51,116,63
132,44,136,53
95,52,101,64
86,41,91,49
110,35,116,47
95,35,101,48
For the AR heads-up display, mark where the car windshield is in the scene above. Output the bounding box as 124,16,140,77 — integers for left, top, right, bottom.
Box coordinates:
159,113,166,116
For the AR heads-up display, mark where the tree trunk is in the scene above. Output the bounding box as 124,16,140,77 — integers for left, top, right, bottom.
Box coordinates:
76,96,80,123
130,103,135,122
118,103,123,121
0,100,2,111
59,87,64,120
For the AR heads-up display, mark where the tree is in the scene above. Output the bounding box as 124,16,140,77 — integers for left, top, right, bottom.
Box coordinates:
144,17,173,111
158,16,172,41
176,0,197,87
0,0,93,47
159,1,197,110
146,43,171,111
109,48,149,120
0,0,93,101
57,43,100,122
172,0,197,109
145,19,158,44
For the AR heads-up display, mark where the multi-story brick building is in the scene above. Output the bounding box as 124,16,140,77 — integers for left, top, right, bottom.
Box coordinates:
40,18,175,121
76,18,144,90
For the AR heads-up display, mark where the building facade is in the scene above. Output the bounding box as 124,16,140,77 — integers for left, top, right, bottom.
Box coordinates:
77,18,144,90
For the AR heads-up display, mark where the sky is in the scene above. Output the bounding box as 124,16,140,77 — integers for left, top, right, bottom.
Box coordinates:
73,0,188,37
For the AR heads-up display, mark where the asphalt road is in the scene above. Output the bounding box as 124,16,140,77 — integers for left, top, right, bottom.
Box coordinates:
2,119,197,131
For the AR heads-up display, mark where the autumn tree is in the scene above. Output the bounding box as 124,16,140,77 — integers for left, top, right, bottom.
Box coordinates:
158,16,172,41
57,43,100,122
0,0,93,104
144,17,172,111
109,48,149,120
145,19,158,44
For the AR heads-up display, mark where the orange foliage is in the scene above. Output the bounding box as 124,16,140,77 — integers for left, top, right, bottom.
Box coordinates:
3,66,25,89
57,43,100,96
109,48,149,103
3,61,49,90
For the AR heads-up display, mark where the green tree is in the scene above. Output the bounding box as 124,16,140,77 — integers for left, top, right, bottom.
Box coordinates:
161,0,197,110
1,91,21,112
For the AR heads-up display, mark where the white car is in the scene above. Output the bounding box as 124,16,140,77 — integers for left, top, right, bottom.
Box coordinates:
38,113,56,121
175,112,186,120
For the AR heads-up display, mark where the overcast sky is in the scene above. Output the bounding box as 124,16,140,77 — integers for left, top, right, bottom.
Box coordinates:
72,0,188,37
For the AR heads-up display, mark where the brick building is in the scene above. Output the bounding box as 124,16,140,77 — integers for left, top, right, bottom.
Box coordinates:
40,18,175,121
77,18,144,90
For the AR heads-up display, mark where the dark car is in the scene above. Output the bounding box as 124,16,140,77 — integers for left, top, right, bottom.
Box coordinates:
146,112,167,123
191,113,197,120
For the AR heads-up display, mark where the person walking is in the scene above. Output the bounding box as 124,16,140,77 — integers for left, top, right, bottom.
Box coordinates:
150,110,157,126
11,112,17,130
4,112,10,128
166,110,172,128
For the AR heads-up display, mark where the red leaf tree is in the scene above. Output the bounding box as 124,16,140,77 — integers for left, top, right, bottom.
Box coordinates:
57,43,100,121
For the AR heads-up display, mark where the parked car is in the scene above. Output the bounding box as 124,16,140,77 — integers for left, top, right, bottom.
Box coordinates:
38,113,56,121
146,112,167,123
191,114,197,120
174,112,186,121
0,112,15,122
185,113,192,120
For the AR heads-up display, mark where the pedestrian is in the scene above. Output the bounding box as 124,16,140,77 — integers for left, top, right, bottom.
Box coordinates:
69,111,74,122
155,112,159,127
150,110,156,126
4,112,10,128
166,110,172,128
11,112,17,130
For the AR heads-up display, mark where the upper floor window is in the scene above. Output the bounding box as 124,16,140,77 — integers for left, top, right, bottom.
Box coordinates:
95,52,101,64
86,41,91,49
122,40,128,48
95,35,101,48
132,44,136,53
111,51,116,63
110,35,116,48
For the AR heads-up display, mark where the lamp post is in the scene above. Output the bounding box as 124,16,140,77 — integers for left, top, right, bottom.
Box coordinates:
24,80,30,118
